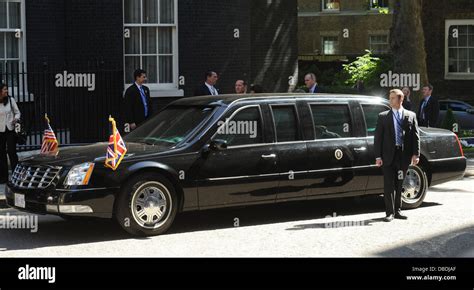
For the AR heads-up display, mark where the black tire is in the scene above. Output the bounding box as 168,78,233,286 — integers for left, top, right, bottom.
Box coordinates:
115,173,178,236
401,165,429,210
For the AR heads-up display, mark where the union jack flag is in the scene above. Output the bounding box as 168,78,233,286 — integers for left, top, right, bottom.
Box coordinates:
105,116,127,171
40,114,59,155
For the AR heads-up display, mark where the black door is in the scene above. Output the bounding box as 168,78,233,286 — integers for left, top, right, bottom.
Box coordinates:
197,104,279,208
360,102,391,195
268,102,310,201
306,102,370,198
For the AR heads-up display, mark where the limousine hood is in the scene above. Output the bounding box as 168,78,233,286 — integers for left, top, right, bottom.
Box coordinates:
20,142,168,167
420,127,457,137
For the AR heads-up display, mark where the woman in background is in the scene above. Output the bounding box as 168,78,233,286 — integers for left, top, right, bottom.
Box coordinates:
0,84,21,183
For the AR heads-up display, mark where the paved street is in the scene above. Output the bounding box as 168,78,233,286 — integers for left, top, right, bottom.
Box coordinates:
0,176,473,258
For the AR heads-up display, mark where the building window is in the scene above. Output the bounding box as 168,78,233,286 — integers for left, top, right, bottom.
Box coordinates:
322,36,338,55
369,35,389,54
123,0,178,90
322,0,340,11
446,20,474,79
369,0,389,10
0,0,25,83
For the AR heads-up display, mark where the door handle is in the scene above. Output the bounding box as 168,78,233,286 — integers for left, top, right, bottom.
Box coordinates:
354,147,367,152
261,154,277,159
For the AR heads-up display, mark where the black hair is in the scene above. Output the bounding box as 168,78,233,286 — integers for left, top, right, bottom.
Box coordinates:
250,84,264,94
133,69,147,81
423,83,434,91
0,84,8,106
205,71,217,81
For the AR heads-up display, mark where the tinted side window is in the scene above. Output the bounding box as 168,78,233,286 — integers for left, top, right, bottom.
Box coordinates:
311,104,352,139
215,107,263,147
449,103,469,112
362,104,389,136
272,106,299,142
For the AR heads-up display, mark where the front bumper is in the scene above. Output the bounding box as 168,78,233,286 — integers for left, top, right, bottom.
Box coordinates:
5,184,119,219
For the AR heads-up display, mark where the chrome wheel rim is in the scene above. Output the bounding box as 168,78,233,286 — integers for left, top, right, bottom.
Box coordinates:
402,168,423,204
131,182,171,229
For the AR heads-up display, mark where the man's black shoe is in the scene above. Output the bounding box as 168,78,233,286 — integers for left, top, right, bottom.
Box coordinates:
384,215,394,222
395,213,408,220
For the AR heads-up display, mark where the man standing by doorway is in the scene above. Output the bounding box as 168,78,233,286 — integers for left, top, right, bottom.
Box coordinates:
375,89,420,222
194,71,219,96
123,69,152,131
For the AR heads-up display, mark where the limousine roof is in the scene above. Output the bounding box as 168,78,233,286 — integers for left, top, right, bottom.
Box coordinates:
172,93,389,107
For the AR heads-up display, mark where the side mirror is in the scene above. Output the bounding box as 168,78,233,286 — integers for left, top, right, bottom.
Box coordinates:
202,139,228,155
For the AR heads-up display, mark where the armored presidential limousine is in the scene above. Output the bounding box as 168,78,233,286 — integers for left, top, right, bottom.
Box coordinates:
6,94,467,236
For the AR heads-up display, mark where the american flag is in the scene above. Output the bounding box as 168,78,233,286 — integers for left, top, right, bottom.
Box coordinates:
105,117,127,171
40,114,59,155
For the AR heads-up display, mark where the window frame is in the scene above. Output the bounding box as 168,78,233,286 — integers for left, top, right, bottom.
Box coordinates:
369,34,390,55
123,0,180,93
321,36,339,55
308,102,356,140
369,0,389,10
321,0,341,12
0,0,28,100
212,105,266,149
269,103,302,144
445,19,474,80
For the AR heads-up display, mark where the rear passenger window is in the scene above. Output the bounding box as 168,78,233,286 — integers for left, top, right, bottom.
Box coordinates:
310,104,352,139
215,106,263,147
272,106,299,142
362,105,389,136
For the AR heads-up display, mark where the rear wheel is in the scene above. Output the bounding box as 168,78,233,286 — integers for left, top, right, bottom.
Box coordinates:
401,165,428,210
115,173,178,236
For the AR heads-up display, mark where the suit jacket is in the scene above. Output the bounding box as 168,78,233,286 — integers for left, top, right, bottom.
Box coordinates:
123,84,153,126
194,84,218,96
374,109,420,168
417,97,440,127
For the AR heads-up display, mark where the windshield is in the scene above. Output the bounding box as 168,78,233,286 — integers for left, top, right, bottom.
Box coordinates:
125,105,216,148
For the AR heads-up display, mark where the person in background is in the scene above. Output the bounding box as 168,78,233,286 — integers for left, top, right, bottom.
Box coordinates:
417,84,440,128
375,89,420,222
194,71,219,96
0,84,20,184
123,69,153,131
249,84,264,94
304,73,321,93
235,80,247,94
401,87,413,111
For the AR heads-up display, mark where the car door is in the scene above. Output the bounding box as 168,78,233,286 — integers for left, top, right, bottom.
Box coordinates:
197,104,279,208
305,101,369,198
268,101,310,201
360,102,391,195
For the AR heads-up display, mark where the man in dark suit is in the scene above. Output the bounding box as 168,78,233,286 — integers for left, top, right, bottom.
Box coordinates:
123,69,153,131
417,84,440,127
194,71,219,96
401,87,413,111
375,89,421,222
304,73,321,93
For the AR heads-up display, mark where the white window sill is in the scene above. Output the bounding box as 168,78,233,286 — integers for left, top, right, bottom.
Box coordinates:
150,89,184,98
445,73,474,80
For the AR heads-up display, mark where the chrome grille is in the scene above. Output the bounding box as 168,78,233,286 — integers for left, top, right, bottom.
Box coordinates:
11,165,62,189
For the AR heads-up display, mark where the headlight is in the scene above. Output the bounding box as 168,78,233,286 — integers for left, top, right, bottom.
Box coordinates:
64,162,95,186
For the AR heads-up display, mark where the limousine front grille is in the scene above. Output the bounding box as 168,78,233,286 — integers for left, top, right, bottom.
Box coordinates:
10,165,62,189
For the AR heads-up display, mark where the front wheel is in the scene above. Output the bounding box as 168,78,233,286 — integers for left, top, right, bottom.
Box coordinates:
115,173,178,236
401,165,429,210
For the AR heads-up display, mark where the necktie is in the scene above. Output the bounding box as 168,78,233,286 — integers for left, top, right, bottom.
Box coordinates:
395,111,403,146
139,86,149,117
211,87,217,95
421,100,427,120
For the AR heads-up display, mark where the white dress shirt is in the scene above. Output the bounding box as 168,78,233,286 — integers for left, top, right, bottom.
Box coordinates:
205,82,218,96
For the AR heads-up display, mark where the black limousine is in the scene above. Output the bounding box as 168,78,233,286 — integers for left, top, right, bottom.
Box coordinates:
6,94,467,236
